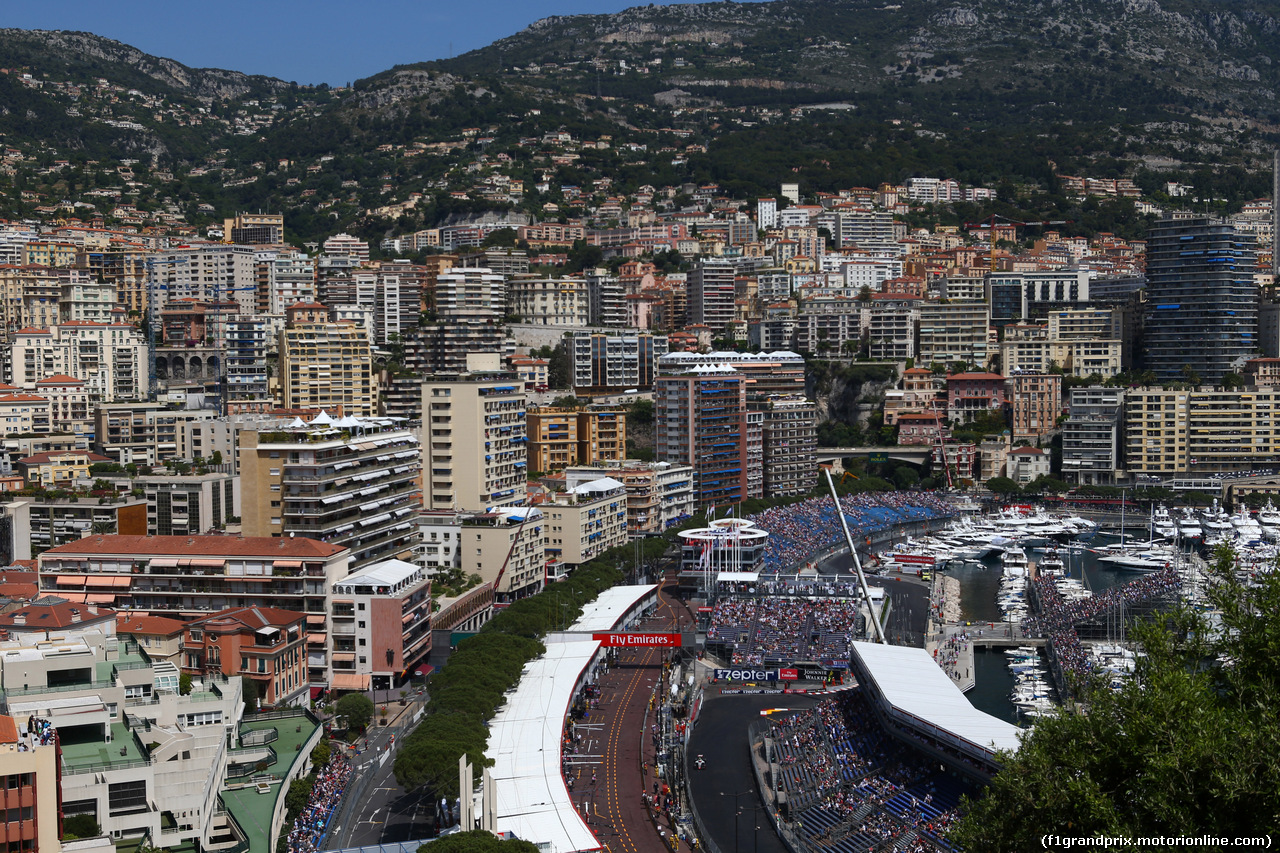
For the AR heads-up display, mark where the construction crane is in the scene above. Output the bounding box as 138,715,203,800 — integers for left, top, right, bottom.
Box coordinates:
963,214,1070,271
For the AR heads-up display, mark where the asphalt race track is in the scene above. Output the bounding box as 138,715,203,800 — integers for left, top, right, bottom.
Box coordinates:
687,691,823,853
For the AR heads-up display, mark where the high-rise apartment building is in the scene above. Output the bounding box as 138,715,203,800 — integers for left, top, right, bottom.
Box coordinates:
756,395,818,496
224,316,271,403
1143,216,1258,383
1062,386,1125,485
917,301,991,368
571,331,669,395
224,212,285,245
10,322,147,402
260,251,317,315
655,366,752,507
278,306,377,416
149,244,259,314
240,417,422,572
422,367,527,511
1124,387,1280,477
687,260,736,333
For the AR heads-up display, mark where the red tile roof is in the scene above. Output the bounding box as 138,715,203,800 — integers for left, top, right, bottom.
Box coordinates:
187,606,307,631
117,613,187,637
36,374,84,385
0,598,117,630
948,372,1005,382
17,451,111,465
0,717,17,745
44,534,346,558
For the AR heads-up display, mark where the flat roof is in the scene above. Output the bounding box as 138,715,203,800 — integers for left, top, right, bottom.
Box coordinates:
485,641,602,853
340,558,422,587
567,584,657,633
851,641,1023,757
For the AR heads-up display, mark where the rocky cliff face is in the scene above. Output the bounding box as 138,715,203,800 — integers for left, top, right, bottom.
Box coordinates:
0,29,292,100
807,362,900,428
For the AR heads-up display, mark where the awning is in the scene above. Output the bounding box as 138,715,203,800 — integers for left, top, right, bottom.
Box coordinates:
237,576,272,582
330,672,371,690
86,594,115,604
56,576,86,587
192,559,225,569
331,653,356,663
306,614,326,625
307,632,327,644
151,559,180,568
274,561,302,569
402,612,414,624
87,576,130,588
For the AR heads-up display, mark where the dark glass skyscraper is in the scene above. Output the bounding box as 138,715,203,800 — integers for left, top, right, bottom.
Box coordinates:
1143,216,1258,383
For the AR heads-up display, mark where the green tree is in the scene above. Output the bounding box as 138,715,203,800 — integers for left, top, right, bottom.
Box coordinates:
418,829,540,853
61,815,101,840
335,692,375,731
985,476,1021,496
952,547,1280,849
242,677,260,713
547,342,572,390
310,739,332,768
179,672,192,696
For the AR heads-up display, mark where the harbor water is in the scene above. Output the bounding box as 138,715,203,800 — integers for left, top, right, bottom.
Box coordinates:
952,531,1190,722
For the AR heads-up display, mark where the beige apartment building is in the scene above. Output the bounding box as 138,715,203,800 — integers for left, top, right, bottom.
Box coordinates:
564,461,695,536
240,416,421,572
278,308,377,416
541,477,629,573
526,407,627,473
459,506,546,602
1124,387,1280,477
917,301,991,368
422,367,528,511
1007,373,1062,441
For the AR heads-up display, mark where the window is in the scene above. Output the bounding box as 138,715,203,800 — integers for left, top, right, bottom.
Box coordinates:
357,603,365,611
357,621,365,629
108,780,148,815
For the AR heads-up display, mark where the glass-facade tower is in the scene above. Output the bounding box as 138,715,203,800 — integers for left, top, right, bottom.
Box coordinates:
1143,217,1257,383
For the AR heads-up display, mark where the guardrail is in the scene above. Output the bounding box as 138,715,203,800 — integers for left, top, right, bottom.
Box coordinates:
227,745,279,777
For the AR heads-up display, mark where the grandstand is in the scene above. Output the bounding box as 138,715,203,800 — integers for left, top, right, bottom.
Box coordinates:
706,596,868,666
764,690,973,853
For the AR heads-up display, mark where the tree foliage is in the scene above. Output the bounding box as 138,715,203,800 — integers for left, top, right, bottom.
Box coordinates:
952,547,1280,849
393,555,636,798
335,693,375,731
417,830,540,853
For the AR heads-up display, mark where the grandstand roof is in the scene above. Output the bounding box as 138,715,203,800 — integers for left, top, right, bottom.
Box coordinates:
485,639,603,853
568,584,657,633
851,641,1023,757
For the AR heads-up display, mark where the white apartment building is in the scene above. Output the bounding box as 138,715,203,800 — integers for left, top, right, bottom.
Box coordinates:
507,277,590,327
10,322,147,402
150,244,258,314
263,251,317,315
435,266,506,322
564,461,695,536
240,416,422,572
841,256,904,291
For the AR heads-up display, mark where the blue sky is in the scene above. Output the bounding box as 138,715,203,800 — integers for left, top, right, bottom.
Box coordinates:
7,0,739,87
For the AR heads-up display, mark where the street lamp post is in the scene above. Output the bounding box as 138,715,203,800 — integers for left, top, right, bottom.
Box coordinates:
722,790,760,853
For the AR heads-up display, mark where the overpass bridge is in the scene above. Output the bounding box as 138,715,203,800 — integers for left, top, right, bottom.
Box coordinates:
816,446,932,466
